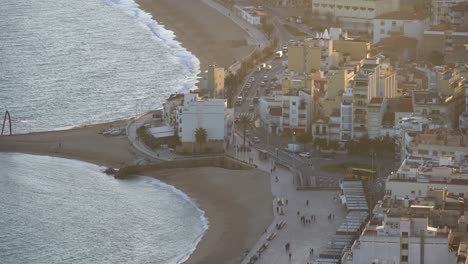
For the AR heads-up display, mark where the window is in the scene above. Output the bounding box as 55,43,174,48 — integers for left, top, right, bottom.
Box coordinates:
315,126,320,135
401,256,408,261
322,126,327,134
380,20,384,26
392,21,396,26
380,29,385,34
401,243,408,249
292,101,296,106
402,232,408,237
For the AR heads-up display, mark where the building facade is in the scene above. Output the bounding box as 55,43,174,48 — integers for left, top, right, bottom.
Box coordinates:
175,93,225,153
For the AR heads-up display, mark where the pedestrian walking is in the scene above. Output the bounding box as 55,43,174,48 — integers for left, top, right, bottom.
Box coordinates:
306,199,309,206
297,211,300,216
286,199,288,205
289,252,292,261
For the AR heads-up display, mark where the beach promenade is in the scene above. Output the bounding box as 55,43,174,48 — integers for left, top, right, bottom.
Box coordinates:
231,133,346,264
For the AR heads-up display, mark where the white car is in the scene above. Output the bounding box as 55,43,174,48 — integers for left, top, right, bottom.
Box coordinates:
266,65,272,70
299,152,311,158
252,137,261,143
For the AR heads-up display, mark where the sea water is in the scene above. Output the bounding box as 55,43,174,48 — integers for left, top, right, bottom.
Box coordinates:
0,153,208,264
0,0,207,262
0,0,200,133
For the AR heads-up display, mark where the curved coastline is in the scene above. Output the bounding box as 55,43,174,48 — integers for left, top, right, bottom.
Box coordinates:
0,0,268,263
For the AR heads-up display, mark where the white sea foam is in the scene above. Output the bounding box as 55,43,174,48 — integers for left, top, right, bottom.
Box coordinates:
105,0,200,92
147,177,209,264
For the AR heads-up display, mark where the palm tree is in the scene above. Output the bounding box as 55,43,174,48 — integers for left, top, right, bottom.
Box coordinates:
238,115,251,151
194,127,207,153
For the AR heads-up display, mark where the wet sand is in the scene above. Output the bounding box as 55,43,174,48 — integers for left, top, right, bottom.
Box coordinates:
1,1,271,263
145,167,272,264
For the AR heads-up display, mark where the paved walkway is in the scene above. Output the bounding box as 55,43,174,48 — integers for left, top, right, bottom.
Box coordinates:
126,112,179,162
230,133,346,264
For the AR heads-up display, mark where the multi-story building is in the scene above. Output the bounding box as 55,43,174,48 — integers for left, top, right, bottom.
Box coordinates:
342,196,466,264
162,93,185,127
412,90,454,127
431,0,467,25
288,38,333,73
373,11,430,47
311,0,400,33
175,93,225,153
281,91,313,136
386,152,468,199
203,64,224,98
423,23,468,63
367,97,387,139
352,71,376,138
341,87,353,141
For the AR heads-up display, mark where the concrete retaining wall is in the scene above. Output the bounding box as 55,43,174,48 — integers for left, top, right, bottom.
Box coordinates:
116,155,255,178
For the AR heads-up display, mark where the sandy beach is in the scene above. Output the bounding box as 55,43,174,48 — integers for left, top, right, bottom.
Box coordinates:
145,167,272,264
137,0,254,70
0,0,272,263
0,126,273,264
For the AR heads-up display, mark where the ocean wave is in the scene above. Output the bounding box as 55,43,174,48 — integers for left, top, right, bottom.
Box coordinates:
146,177,209,264
105,0,200,92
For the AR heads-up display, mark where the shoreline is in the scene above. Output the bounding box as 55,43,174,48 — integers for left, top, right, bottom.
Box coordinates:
0,1,269,263
136,0,254,70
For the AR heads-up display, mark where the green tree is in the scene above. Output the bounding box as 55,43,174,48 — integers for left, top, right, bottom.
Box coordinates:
195,127,207,153
297,133,312,149
261,17,275,39
427,51,444,66
239,115,252,151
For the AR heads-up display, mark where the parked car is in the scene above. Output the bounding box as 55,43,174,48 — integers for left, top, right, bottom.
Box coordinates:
299,152,311,158
252,136,261,143
260,81,265,86
266,65,272,70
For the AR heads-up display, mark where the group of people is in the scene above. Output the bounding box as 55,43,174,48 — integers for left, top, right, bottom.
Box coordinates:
298,213,317,225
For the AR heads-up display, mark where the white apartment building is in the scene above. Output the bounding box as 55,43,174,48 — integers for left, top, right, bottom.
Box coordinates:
311,0,400,33
367,97,387,139
259,91,313,137
342,205,459,264
385,154,468,199
341,87,353,141
176,93,225,153
373,11,430,47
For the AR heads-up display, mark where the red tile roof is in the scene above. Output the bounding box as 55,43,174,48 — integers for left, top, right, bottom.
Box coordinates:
375,11,427,20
